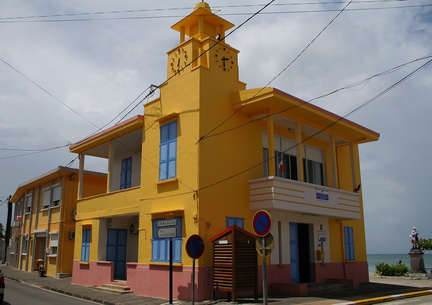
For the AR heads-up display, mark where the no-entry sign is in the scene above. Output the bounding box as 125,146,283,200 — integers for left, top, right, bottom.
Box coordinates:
252,210,272,237
186,234,205,259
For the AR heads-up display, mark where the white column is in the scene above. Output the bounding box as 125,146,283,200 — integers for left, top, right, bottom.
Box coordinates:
349,143,357,191
107,141,114,193
330,135,338,188
295,122,304,182
78,153,85,200
267,114,275,176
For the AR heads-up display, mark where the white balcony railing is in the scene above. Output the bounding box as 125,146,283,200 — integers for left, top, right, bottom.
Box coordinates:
249,176,361,220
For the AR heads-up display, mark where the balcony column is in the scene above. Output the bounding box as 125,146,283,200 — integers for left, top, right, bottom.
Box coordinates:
295,122,304,182
78,153,85,200
107,141,114,192
267,113,276,176
349,143,358,191
330,135,339,188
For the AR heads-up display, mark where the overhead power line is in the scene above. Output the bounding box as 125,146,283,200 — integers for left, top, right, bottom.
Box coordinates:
202,54,432,140
198,0,354,143
0,57,100,130
0,144,70,160
0,2,430,23
198,57,432,192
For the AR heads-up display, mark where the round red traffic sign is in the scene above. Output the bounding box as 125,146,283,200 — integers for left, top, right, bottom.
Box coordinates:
186,234,205,259
253,210,272,237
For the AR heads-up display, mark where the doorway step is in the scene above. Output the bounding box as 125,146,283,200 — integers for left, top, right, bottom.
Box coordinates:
95,282,133,294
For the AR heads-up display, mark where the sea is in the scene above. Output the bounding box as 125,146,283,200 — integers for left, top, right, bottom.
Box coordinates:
367,253,432,273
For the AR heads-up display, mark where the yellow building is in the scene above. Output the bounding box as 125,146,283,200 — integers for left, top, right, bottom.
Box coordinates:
70,2,379,301
9,166,106,278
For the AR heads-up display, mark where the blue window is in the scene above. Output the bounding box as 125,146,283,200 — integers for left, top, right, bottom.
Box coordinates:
81,229,91,262
226,217,244,229
120,157,132,189
344,226,355,261
159,121,178,181
151,217,182,263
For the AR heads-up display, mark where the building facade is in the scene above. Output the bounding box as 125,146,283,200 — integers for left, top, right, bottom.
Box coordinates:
9,167,106,278
69,2,379,301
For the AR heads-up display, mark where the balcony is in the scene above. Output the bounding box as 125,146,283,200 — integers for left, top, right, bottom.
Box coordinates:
77,187,141,220
249,176,361,220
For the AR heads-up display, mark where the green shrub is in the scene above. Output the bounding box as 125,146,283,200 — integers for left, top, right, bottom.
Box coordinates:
375,262,409,276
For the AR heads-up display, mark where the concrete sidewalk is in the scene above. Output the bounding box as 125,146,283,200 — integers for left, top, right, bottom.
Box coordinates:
2,264,432,305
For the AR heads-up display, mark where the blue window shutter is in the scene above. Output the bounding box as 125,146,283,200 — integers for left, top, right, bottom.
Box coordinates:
173,238,182,263
344,227,355,261
151,217,182,263
120,157,132,189
81,229,90,262
226,217,244,229
159,121,177,181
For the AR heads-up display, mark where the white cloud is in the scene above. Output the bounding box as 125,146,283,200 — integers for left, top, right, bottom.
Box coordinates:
0,1,431,255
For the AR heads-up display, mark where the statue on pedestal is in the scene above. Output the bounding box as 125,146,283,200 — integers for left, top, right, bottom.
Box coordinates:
409,227,420,249
409,227,426,273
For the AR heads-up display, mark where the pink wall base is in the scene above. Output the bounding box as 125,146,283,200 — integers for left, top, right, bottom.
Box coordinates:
71,260,369,300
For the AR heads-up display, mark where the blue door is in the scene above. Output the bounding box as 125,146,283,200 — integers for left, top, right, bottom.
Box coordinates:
106,229,127,280
290,223,300,283
290,223,311,283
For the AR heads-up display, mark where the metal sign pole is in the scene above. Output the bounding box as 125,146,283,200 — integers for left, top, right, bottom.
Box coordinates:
191,258,196,305
262,236,268,305
169,237,173,304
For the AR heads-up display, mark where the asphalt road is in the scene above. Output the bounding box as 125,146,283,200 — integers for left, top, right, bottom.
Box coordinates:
3,279,98,305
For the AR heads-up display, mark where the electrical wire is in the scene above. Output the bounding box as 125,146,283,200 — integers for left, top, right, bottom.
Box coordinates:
202,54,432,140
0,0,275,193
0,57,101,131
0,144,69,160
198,57,432,192
0,1,429,23
198,0,354,143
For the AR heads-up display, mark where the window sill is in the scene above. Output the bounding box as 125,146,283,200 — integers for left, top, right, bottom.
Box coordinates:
47,255,57,258
79,261,89,265
157,178,178,186
50,205,60,209
150,262,183,267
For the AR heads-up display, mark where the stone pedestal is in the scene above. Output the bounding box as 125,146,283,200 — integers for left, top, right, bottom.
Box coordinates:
409,248,426,273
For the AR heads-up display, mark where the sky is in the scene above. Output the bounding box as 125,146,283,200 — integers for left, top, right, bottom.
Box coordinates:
0,0,431,254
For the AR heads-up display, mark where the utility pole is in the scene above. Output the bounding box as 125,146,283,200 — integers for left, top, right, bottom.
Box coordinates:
3,195,12,264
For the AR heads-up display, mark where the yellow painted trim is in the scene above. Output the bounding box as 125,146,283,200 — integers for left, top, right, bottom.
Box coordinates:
70,115,144,153
250,191,305,200
250,198,361,214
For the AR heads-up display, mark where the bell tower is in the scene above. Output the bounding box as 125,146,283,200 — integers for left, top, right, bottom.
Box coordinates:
167,2,240,79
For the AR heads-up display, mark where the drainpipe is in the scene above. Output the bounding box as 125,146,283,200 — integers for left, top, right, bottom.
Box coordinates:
25,189,35,272
56,174,65,276
31,186,41,271
340,220,346,279
45,180,54,270
3,195,12,264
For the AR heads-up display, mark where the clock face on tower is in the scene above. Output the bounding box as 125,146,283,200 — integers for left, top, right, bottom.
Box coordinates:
170,48,188,73
214,46,234,71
